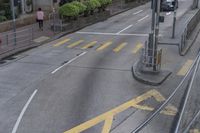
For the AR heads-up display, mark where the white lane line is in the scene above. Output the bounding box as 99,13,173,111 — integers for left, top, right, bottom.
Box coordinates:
137,15,149,22
12,89,38,133
133,10,143,15
166,12,172,16
76,31,149,36
116,25,133,34
51,51,87,74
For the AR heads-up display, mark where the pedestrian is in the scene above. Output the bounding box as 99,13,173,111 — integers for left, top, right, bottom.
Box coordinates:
36,8,44,30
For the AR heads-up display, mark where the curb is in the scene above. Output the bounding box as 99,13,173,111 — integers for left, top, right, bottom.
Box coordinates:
131,62,172,86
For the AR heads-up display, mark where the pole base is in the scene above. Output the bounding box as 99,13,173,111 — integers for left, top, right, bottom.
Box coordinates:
132,61,171,86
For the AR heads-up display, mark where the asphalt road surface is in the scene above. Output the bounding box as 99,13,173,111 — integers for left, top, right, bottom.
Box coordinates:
0,1,200,133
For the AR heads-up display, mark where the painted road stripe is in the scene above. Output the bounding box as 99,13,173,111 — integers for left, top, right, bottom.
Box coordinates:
64,89,177,133
117,25,133,34
51,52,87,74
133,10,143,15
81,41,97,49
96,41,112,51
138,15,149,22
76,31,149,36
53,38,70,47
190,129,200,133
177,60,194,76
132,42,143,54
12,89,38,133
102,115,113,133
113,42,127,52
67,40,84,48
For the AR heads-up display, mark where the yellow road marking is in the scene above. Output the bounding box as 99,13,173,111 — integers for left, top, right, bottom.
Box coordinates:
67,40,84,48
64,89,177,133
53,38,71,47
113,42,127,52
102,115,113,133
190,129,200,133
132,42,143,54
96,41,112,51
81,41,97,49
177,60,193,76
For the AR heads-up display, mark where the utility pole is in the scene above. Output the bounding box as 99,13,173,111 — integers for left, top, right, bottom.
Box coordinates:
153,0,161,71
10,0,17,45
172,0,177,38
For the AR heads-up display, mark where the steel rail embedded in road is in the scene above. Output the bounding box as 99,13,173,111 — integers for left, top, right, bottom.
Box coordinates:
174,53,200,133
183,109,200,133
131,52,200,133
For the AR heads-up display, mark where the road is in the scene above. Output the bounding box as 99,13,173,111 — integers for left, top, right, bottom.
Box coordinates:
0,1,199,133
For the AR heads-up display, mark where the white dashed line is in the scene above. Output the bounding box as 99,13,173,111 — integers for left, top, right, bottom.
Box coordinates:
138,15,149,22
133,10,143,15
116,25,133,34
12,89,38,133
51,51,87,74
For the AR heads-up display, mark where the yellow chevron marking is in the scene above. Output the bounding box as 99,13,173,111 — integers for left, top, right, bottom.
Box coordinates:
113,42,127,52
132,42,143,54
64,89,177,133
81,41,97,49
53,38,71,47
67,40,84,48
96,41,112,51
177,60,193,76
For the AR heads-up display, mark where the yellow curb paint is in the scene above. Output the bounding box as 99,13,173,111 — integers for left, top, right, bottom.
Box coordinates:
177,60,193,76
132,42,143,54
81,41,97,49
67,40,84,48
96,41,112,51
113,42,127,52
64,89,177,133
53,38,70,47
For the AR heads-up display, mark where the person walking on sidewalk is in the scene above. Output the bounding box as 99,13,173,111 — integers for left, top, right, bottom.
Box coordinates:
36,8,44,30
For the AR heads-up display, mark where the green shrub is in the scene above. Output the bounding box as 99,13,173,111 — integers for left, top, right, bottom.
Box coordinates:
0,15,7,22
84,0,100,11
59,3,79,17
92,0,101,8
98,0,112,6
71,1,87,13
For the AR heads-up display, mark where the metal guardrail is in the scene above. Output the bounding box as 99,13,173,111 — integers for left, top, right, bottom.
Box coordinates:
0,28,33,55
179,9,200,56
131,51,200,133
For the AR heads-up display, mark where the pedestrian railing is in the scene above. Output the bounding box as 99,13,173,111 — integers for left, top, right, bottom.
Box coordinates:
0,28,33,56
138,41,162,72
179,9,200,56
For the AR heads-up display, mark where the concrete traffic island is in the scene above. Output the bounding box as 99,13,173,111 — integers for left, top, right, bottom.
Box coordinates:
132,61,171,86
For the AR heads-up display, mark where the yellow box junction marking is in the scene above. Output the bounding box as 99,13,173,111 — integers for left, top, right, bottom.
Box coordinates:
67,40,84,48
81,41,97,50
177,60,193,76
53,38,71,47
132,42,143,54
64,89,177,133
96,41,112,51
190,129,200,133
113,42,127,52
